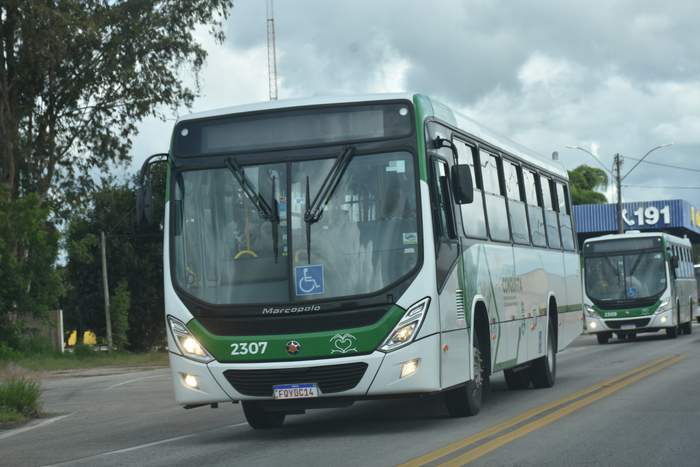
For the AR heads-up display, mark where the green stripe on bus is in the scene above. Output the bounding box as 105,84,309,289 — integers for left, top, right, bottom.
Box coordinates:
187,305,407,363
591,300,661,319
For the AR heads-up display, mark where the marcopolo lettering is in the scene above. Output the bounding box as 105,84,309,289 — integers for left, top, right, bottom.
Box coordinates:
262,305,322,315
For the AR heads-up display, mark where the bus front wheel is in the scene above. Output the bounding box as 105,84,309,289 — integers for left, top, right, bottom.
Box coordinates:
444,345,483,417
666,325,678,339
242,401,286,429
596,332,611,344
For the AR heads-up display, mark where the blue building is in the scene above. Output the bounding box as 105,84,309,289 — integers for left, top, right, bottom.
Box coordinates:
573,199,700,245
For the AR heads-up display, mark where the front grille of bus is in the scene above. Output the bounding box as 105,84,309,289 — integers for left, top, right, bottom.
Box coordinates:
223,362,368,397
197,307,388,336
605,318,651,329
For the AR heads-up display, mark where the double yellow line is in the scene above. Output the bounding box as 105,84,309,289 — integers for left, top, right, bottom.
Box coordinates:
401,354,685,467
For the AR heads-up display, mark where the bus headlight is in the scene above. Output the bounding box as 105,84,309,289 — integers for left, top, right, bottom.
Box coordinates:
380,297,430,352
168,316,214,363
655,301,671,314
585,306,597,317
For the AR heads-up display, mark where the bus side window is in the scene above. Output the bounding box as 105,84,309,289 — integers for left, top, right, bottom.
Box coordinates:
524,169,546,247
557,182,576,251
504,161,529,245
454,139,487,238
481,151,510,242
541,176,561,249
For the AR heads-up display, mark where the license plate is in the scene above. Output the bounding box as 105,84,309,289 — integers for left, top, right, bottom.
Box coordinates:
273,383,319,400
620,324,636,330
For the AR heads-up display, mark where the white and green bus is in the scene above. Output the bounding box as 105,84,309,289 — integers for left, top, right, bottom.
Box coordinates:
583,231,696,343
139,94,583,429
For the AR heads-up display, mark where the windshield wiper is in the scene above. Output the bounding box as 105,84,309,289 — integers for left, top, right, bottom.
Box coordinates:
226,158,275,221
225,157,280,262
303,146,356,263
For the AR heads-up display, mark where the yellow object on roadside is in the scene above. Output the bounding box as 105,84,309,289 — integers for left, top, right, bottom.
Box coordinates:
83,331,97,345
67,329,77,346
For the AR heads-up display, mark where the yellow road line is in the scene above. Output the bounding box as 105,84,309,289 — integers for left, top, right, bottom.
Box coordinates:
400,354,683,467
440,354,685,466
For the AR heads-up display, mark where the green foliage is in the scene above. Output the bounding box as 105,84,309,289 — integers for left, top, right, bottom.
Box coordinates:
111,280,131,349
568,165,609,205
0,343,20,361
64,177,165,351
0,189,62,342
0,407,25,424
0,377,41,418
72,344,94,358
0,0,234,207
15,335,53,356
3,350,167,372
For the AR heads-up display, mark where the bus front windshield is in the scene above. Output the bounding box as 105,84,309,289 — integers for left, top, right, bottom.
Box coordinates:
172,151,419,305
585,250,667,303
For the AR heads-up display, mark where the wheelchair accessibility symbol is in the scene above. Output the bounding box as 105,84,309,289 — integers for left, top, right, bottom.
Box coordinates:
295,264,324,296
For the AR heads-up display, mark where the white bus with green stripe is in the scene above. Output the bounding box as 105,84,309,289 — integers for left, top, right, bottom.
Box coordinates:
139,93,583,429
583,231,696,343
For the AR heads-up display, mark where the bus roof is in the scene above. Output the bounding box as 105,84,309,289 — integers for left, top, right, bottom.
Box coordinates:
176,92,566,178
584,231,692,248
177,93,415,122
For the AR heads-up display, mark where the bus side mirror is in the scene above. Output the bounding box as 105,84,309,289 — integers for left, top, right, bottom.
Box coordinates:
136,153,169,227
451,164,474,204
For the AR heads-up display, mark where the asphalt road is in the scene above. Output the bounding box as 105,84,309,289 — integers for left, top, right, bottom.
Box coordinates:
2,327,699,467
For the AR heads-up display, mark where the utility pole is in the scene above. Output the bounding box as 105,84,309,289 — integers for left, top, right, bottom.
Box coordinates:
566,143,672,234
614,153,624,234
266,0,279,101
100,231,113,349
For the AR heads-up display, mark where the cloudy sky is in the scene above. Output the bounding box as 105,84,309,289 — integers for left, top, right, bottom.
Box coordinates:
131,0,700,205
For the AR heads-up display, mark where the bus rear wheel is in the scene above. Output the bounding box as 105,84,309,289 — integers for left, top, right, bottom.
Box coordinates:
529,321,556,388
444,345,483,417
242,401,286,429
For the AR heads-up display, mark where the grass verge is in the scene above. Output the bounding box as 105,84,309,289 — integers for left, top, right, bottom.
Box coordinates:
2,350,168,372
0,375,41,426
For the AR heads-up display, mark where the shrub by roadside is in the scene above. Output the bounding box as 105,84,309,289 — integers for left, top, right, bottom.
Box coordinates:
0,372,42,425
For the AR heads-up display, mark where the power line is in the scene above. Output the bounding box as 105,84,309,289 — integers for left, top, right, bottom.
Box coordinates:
623,184,700,190
623,156,700,173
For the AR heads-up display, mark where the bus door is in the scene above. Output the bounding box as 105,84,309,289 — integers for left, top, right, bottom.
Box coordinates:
427,127,469,388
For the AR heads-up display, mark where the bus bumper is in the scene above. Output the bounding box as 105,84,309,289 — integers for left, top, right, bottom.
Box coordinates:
169,334,442,405
584,309,675,334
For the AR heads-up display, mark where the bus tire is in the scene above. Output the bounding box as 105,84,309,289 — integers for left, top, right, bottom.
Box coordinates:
504,367,531,390
596,332,610,344
242,401,286,429
444,344,483,417
529,321,556,389
666,325,678,339
683,305,693,334
696,316,700,324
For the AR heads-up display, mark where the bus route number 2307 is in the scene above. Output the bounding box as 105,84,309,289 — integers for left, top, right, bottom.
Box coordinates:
230,342,268,356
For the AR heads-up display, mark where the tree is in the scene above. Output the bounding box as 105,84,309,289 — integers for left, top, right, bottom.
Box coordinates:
0,1,232,346
111,280,130,349
568,165,609,205
0,0,233,206
64,174,166,351
0,188,62,346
